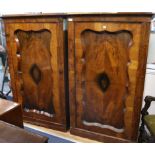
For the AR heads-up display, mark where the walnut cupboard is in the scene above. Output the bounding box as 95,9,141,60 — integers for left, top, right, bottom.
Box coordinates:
3,16,68,131
68,13,152,142
2,13,153,142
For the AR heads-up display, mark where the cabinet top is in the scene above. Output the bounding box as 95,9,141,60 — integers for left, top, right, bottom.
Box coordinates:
1,12,153,17
2,12,153,23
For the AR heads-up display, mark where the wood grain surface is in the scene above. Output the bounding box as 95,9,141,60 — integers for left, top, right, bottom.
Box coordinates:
4,17,68,131
68,15,152,142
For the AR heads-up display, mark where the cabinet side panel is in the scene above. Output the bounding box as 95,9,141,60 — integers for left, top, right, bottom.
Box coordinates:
132,22,151,140
68,21,76,128
4,23,22,102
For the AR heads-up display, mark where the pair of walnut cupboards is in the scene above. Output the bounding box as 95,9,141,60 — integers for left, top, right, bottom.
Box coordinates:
2,12,153,142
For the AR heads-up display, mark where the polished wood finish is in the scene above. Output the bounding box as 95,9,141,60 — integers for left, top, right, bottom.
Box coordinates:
68,13,152,142
0,99,23,127
0,120,48,143
2,13,152,142
3,16,68,131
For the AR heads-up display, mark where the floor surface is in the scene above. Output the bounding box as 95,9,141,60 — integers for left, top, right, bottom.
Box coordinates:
24,122,99,143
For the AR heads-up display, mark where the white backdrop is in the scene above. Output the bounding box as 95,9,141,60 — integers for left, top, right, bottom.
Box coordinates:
0,0,155,15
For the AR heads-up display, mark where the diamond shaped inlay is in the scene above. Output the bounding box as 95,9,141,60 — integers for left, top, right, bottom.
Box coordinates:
29,64,42,85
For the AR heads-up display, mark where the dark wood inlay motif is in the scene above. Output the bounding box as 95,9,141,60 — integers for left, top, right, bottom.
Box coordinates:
97,72,110,92
80,30,133,132
30,64,42,85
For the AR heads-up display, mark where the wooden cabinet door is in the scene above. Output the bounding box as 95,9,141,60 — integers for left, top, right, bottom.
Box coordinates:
4,18,67,131
69,21,150,142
